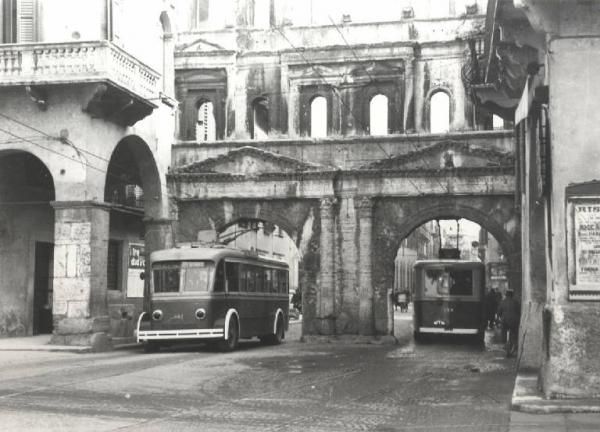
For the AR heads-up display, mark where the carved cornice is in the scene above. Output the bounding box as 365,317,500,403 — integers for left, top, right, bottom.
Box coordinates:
351,165,515,178
174,146,325,174
360,140,514,170
169,169,339,182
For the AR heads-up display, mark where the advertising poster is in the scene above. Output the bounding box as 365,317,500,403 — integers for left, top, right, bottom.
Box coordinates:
574,203,600,287
127,243,145,298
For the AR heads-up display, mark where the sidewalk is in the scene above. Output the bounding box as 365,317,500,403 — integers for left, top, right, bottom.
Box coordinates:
0,335,89,352
510,372,600,431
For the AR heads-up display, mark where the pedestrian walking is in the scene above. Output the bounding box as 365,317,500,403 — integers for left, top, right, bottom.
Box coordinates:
497,289,520,357
484,288,499,329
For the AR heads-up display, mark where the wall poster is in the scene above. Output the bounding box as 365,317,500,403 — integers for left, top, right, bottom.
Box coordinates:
568,197,600,300
127,243,145,298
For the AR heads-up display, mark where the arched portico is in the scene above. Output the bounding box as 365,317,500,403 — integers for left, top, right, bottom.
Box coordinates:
372,196,521,335
0,150,55,337
49,134,167,348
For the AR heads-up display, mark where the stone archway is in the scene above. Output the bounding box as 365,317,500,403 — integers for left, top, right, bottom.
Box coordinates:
176,198,327,334
0,150,56,337
372,195,520,335
102,135,166,344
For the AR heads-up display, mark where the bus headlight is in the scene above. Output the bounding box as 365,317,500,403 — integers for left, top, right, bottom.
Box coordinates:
195,308,206,320
152,310,163,321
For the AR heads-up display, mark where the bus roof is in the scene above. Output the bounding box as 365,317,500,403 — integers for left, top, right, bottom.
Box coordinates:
150,245,289,268
413,259,485,267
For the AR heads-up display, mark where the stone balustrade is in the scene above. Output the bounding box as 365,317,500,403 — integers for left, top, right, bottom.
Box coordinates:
0,41,159,101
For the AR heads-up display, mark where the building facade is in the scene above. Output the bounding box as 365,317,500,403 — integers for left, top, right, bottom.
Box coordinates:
0,0,175,348
470,0,600,398
168,0,519,338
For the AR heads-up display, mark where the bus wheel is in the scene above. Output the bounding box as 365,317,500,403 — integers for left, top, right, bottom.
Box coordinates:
261,316,284,345
272,316,285,345
219,318,239,352
143,342,161,353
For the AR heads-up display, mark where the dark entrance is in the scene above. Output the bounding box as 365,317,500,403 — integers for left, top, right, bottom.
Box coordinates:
33,241,54,335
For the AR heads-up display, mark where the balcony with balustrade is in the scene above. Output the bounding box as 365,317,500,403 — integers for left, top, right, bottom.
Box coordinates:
0,40,160,126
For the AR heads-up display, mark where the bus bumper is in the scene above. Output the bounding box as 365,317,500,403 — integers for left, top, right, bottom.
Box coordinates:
418,327,479,334
136,328,225,343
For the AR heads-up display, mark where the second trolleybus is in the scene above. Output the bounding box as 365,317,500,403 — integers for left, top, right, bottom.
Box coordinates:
412,259,486,343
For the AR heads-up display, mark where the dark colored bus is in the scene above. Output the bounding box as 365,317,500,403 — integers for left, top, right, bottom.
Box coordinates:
412,260,486,342
136,245,289,352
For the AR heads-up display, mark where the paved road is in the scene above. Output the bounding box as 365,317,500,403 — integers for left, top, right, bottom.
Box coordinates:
0,316,516,432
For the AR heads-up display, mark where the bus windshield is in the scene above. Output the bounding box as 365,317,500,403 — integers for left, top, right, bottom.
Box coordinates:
153,261,215,293
423,268,473,297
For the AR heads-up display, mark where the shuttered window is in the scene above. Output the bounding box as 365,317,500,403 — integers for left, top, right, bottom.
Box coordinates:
1,0,37,43
17,0,34,42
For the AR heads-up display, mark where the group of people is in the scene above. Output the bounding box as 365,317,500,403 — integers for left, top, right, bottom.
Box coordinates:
485,287,521,357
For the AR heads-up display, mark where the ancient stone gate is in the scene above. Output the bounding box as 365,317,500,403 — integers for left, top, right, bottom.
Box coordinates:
168,131,518,337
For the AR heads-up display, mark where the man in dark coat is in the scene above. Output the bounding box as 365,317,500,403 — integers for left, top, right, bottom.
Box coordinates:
484,288,499,329
497,289,520,357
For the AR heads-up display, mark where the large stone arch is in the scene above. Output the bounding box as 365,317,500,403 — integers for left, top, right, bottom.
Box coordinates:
105,135,165,219
372,195,520,334
0,149,56,337
176,198,324,334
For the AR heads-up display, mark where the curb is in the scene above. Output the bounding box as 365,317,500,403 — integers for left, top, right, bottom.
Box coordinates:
511,373,600,414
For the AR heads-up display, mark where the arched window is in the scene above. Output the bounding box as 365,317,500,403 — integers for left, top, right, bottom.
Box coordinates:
492,114,504,130
369,94,389,135
252,97,269,139
310,96,327,138
430,91,450,133
196,101,216,142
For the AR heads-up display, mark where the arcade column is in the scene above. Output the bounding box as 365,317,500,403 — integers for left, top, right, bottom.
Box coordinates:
50,201,111,351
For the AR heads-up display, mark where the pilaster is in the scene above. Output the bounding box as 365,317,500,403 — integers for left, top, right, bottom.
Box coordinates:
318,196,337,334
355,196,374,335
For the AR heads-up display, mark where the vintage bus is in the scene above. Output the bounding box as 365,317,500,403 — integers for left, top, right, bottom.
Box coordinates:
412,260,486,342
136,245,289,352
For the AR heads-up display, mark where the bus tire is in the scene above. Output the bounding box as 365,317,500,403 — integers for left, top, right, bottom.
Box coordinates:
272,315,285,345
219,317,239,352
262,315,285,345
143,341,161,353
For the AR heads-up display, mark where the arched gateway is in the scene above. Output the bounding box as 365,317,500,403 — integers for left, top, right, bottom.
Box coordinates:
169,133,518,337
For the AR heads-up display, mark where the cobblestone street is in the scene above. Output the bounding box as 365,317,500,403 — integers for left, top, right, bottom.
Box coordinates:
0,316,518,431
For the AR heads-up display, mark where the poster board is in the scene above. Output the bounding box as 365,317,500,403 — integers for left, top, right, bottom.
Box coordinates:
567,196,600,301
127,243,145,298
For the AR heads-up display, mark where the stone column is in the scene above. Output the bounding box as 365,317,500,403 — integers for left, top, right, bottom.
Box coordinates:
319,197,337,335
50,201,111,351
355,196,374,335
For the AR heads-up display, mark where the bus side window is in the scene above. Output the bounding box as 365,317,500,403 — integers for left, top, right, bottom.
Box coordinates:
256,266,265,293
226,262,240,292
265,268,273,292
246,265,255,292
277,270,288,294
214,261,225,292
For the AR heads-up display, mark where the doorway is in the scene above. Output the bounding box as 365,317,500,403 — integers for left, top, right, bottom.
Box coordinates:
33,241,53,335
